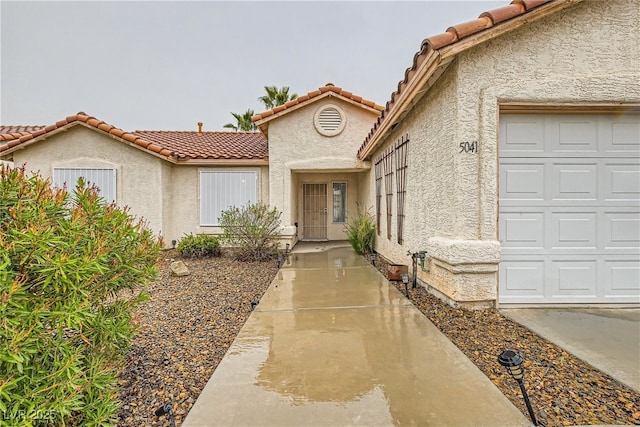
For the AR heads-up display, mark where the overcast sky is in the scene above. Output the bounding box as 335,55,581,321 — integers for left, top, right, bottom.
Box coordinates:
1,1,502,132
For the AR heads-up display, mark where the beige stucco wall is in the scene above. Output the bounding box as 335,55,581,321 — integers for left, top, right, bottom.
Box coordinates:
367,0,640,306
267,96,379,240
167,164,270,242
11,125,166,239
9,124,272,248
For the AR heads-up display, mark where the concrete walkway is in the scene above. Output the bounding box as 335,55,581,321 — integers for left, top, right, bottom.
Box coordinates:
184,244,529,426
501,308,640,393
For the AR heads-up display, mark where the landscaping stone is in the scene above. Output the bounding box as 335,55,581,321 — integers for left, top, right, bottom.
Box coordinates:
169,260,190,276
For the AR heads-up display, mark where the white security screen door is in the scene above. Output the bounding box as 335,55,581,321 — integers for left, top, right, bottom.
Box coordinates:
303,183,327,240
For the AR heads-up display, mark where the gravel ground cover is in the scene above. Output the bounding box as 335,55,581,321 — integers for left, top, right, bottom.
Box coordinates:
116,251,278,426
117,249,639,426
375,257,640,427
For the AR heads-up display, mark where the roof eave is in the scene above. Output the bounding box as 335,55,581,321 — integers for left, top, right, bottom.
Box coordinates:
175,158,269,166
0,121,178,163
358,0,584,160
254,91,382,131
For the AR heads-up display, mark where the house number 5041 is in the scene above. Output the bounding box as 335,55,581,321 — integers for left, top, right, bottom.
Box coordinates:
459,141,478,153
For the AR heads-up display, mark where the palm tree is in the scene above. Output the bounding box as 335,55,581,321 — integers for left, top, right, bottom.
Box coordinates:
258,86,298,110
223,109,257,131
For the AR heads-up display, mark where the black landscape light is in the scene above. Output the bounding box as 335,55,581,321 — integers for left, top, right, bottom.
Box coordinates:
285,243,290,254
401,273,409,297
498,350,540,426
154,403,176,427
369,251,377,266
277,253,283,268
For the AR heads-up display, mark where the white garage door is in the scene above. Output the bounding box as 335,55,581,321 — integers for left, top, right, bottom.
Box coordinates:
499,113,640,304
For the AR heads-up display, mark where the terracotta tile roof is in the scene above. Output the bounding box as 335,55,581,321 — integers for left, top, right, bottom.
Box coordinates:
252,83,384,123
0,112,267,162
133,130,267,160
358,0,568,159
0,125,45,135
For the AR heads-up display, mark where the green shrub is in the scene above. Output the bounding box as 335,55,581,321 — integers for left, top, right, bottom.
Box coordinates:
0,165,161,426
177,234,221,258
219,202,282,261
344,206,376,255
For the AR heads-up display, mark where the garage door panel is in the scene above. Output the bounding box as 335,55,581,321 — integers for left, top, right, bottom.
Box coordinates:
499,113,640,304
552,116,598,153
605,211,640,249
552,212,597,249
552,162,598,200
499,260,545,296
500,212,544,250
501,117,545,154
604,163,640,201
500,163,544,200
551,260,598,297
606,117,640,153
604,260,640,295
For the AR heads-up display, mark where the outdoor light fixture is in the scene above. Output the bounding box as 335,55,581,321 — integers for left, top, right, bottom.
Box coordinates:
401,273,409,297
285,243,290,254
171,239,177,249
277,253,283,268
498,350,540,426
154,403,176,427
369,251,377,266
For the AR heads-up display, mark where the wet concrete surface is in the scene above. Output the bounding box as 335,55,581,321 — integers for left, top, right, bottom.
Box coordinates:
501,308,640,393
184,246,529,426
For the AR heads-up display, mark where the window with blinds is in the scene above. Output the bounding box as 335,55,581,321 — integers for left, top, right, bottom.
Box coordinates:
53,168,116,203
200,171,257,226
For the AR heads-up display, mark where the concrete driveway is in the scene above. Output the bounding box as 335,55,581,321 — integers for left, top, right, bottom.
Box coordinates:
500,308,640,393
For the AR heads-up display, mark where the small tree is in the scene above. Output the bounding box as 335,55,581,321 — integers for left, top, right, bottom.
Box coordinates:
0,165,161,426
219,202,282,261
223,109,257,131
258,86,298,110
344,205,376,255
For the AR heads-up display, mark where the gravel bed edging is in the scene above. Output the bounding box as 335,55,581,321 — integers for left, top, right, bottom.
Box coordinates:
370,253,640,426
116,251,278,426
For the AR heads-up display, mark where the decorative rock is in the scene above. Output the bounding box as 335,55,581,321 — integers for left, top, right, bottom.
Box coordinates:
170,261,190,276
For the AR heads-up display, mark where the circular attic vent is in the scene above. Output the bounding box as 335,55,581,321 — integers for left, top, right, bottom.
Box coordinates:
314,104,346,137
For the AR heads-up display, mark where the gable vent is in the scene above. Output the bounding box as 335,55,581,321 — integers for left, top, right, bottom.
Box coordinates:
318,108,341,131
314,104,346,137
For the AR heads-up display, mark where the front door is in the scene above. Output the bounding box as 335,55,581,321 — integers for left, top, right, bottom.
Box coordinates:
303,183,327,240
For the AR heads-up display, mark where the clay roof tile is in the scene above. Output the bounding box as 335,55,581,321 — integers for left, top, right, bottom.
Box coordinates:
480,3,526,25
448,16,493,39
425,31,458,50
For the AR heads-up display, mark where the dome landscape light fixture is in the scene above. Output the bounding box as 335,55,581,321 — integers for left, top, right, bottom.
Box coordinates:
498,350,541,426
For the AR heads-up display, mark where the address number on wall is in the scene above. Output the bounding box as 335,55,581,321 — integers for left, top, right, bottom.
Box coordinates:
459,141,478,153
